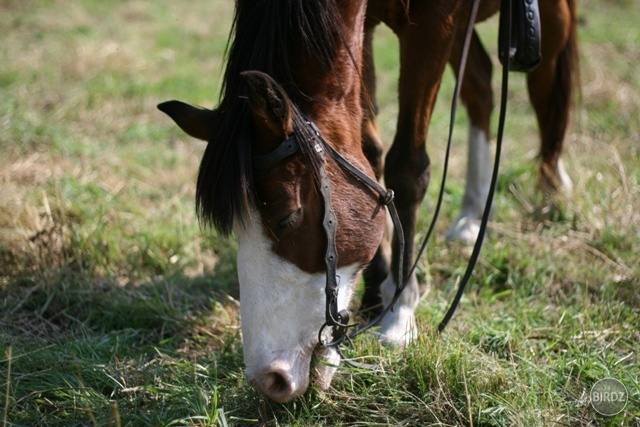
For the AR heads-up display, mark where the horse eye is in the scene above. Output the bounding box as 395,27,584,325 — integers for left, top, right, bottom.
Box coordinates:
273,208,303,234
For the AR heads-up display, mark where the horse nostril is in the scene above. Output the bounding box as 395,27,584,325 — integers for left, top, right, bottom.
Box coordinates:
249,366,303,403
261,370,297,402
265,371,292,396
247,361,311,402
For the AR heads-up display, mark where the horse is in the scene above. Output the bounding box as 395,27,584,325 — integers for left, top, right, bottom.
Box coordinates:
158,0,578,403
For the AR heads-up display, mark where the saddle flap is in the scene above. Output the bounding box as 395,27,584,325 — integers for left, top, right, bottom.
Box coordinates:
499,0,542,73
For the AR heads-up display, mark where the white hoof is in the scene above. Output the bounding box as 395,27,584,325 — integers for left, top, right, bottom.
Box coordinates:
376,274,420,347
446,215,482,246
377,306,417,348
557,159,573,193
539,159,573,194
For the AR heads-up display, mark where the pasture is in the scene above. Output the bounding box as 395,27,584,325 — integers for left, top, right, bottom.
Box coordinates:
1,0,638,425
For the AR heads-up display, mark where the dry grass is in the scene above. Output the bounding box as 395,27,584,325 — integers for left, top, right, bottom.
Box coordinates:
1,1,639,426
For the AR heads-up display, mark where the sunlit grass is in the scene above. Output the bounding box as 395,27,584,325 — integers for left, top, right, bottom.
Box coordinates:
1,0,638,425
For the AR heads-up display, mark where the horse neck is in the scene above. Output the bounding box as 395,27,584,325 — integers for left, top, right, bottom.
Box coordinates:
294,0,367,155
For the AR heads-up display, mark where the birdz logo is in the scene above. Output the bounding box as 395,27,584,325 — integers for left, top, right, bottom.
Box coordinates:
590,378,628,416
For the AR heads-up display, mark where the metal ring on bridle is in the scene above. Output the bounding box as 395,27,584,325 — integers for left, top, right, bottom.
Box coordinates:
380,189,394,206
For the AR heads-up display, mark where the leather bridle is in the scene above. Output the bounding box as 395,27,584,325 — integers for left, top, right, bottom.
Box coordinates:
251,0,541,362
253,105,407,348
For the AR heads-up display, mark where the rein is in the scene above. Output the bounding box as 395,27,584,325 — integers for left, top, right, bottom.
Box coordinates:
437,0,541,332
251,0,539,366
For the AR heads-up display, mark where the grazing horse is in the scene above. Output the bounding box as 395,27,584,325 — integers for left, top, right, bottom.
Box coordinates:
161,0,383,402
159,0,578,403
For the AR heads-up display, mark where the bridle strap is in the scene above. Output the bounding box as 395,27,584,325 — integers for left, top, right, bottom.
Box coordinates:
252,134,299,176
320,142,406,346
323,142,405,293
293,116,407,347
250,110,354,344
251,103,407,347
298,118,348,344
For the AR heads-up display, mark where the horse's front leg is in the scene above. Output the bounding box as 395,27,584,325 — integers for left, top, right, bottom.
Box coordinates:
380,4,461,346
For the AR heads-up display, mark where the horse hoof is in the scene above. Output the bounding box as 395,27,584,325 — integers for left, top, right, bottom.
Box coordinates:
376,307,417,348
445,216,482,246
538,159,573,194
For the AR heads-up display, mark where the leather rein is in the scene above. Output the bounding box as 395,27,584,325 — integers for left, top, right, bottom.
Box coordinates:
252,0,541,362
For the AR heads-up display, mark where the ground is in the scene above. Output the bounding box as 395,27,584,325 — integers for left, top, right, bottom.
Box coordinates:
0,0,638,425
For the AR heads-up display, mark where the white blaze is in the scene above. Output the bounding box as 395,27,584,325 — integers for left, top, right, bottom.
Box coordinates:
234,207,359,397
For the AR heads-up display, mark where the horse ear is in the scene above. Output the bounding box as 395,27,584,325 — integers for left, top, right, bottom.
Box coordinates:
157,100,217,141
240,70,294,147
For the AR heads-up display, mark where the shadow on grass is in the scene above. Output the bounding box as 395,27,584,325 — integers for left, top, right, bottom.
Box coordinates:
0,266,252,426
1,267,238,341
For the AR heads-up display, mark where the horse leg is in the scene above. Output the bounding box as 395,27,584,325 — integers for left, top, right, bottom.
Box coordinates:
379,4,460,345
529,0,578,194
360,18,390,317
445,29,495,244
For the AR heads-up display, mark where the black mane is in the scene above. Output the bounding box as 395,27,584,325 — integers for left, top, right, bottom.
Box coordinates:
196,0,346,235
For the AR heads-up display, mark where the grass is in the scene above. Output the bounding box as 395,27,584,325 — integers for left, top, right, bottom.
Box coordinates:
1,0,639,425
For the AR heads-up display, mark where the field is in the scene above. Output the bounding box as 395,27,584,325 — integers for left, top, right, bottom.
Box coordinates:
1,0,638,425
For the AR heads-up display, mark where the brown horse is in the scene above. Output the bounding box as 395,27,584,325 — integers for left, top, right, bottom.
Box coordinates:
159,0,578,403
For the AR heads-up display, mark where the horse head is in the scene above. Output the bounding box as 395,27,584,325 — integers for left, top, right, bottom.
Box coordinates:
160,57,384,402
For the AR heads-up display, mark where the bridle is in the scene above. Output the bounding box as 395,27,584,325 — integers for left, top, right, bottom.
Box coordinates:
253,106,407,349
252,0,540,364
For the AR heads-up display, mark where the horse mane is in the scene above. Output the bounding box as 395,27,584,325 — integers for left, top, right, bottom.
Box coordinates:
196,0,346,235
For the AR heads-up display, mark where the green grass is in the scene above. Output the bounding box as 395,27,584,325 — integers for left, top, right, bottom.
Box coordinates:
1,0,639,425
